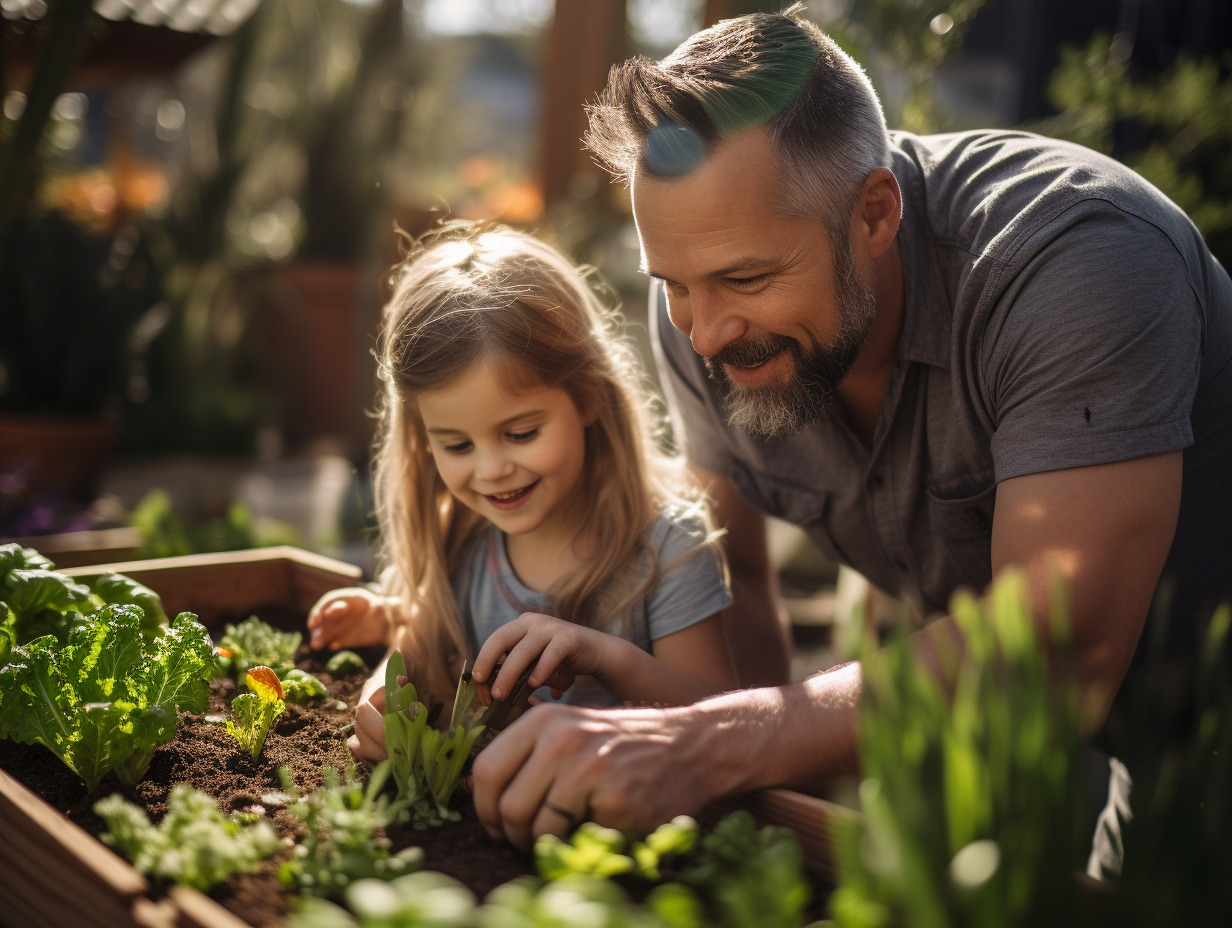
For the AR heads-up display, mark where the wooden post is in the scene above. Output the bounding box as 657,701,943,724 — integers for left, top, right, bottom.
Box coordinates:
538,0,627,212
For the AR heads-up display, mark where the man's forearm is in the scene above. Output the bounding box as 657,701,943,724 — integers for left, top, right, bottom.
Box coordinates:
671,662,864,800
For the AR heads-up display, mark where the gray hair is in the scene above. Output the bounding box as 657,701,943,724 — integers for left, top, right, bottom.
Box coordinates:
584,4,890,240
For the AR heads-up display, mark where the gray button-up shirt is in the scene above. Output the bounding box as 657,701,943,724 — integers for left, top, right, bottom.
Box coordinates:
652,130,1232,653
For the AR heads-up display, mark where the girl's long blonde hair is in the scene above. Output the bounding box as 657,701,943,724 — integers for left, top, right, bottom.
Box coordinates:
372,220,718,707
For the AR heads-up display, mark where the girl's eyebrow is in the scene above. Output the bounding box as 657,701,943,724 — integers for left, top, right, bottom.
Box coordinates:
425,409,547,435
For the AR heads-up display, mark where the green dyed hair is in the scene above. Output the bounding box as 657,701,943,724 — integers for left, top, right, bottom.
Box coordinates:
585,3,890,241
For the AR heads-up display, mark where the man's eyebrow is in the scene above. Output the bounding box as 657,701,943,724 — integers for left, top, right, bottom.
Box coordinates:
641,255,778,280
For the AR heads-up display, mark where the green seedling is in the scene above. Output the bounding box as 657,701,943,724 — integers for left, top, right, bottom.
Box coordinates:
382,650,485,827
227,665,286,759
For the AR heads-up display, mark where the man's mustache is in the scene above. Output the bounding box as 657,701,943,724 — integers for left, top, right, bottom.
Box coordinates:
707,334,797,371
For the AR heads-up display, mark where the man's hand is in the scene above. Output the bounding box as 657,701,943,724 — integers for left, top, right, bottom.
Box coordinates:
472,702,716,851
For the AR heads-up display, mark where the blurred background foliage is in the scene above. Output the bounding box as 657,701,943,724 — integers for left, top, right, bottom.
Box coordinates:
0,0,1227,550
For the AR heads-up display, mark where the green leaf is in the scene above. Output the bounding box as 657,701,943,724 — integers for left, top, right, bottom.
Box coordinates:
89,571,168,628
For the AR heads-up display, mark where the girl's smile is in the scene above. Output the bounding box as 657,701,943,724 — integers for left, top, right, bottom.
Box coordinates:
485,481,539,510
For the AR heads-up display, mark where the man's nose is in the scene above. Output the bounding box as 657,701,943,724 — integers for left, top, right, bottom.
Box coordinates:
671,289,746,359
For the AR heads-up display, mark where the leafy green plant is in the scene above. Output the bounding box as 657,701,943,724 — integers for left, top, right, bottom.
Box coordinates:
382,650,485,827
95,784,280,891
534,810,811,928
0,605,217,790
227,665,286,759
289,813,813,926
827,569,1088,928
279,761,425,899
291,871,479,928
326,649,368,676
0,543,168,646
215,613,302,681
535,822,636,881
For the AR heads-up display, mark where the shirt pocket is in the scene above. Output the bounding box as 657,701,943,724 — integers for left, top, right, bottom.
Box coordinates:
728,461,847,565
925,480,997,539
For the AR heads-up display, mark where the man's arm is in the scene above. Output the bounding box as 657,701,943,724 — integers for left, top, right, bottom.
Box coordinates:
473,452,1182,847
695,464,793,686
988,450,1182,727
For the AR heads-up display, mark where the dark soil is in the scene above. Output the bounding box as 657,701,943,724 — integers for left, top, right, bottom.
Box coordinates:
0,625,536,928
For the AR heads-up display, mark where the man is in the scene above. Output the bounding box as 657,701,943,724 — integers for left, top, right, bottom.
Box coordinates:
471,7,1232,853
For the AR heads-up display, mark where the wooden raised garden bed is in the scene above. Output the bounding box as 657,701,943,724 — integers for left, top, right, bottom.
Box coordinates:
0,546,844,928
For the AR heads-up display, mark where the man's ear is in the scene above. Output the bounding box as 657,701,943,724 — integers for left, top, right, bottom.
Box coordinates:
855,167,901,260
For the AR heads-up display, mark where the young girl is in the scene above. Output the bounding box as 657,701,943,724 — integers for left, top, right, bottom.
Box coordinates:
308,221,737,760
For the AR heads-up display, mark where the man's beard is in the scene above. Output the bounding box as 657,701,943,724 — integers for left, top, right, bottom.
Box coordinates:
705,244,877,441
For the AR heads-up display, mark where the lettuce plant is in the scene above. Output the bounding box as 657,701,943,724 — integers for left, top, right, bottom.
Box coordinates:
0,605,217,791
0,544,169,647
382,650,485,827
95,784,280,891
227,665,286,759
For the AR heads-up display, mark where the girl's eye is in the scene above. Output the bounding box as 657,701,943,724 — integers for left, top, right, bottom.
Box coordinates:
508,428,539,442
442,440,472,454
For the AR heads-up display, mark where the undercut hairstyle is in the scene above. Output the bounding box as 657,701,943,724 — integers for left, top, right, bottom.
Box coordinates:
584,3,890,241
372,221,721,707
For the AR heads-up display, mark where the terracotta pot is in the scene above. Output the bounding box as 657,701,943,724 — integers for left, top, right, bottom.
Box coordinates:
0,412,117,504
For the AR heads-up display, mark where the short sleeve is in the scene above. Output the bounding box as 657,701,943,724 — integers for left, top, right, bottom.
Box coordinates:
649,280,736,476
643,514,732,640
981,207,1202,482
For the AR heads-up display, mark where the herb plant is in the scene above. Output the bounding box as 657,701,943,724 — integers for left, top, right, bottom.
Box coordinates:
227,665,286,759
95,784,280,891
0,605,217,790
279,761,425,899
382,650,485,827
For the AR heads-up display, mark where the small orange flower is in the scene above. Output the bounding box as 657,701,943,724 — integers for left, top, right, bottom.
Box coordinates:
246,665,284,700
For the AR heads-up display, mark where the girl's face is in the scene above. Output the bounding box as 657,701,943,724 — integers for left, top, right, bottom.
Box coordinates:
417,359,590,544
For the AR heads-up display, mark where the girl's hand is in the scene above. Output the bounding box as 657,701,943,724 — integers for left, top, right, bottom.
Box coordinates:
472,613,618,702
348,667,389,762
307,587,392,650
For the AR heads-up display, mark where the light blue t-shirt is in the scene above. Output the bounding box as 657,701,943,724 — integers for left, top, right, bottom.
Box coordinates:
451,513,732,707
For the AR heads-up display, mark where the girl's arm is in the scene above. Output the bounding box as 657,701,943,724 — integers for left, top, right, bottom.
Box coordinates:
472,612,737,708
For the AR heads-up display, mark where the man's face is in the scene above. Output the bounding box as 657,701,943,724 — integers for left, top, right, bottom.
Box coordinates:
632,126,876,441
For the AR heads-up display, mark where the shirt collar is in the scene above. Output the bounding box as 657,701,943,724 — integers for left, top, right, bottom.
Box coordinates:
889,141,951,370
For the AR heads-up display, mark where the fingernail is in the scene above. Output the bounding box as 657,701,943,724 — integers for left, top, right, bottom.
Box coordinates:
491,687,503,700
